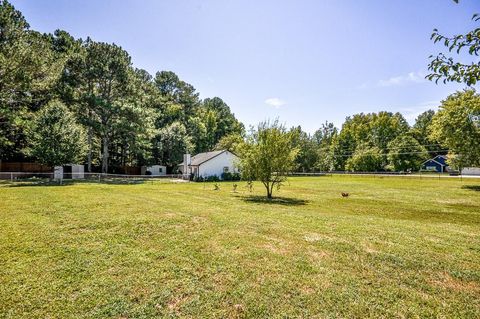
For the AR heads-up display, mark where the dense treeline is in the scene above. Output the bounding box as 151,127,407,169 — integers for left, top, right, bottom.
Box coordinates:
289,89,480,172
289,111,437,172
0,1,243,173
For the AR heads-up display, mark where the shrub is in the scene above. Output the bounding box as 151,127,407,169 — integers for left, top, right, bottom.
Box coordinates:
206,175,219,182
221,172,241,181
193,175,204,182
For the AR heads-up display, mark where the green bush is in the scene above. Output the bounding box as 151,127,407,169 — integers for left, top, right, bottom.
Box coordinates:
206,175,219,182
221,172,241,181
193,175,204,182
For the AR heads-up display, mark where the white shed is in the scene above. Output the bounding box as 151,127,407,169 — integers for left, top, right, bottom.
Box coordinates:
141,165,166,176
462,167,480,176
178,150,239,179
54,164,84,180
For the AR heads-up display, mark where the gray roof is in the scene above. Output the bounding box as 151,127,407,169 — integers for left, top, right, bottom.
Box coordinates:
179,150,226,166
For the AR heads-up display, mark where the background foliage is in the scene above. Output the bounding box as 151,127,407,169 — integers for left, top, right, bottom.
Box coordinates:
1,0,479,173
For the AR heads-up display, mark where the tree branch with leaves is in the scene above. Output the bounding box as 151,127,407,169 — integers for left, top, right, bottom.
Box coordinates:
427,1,480,86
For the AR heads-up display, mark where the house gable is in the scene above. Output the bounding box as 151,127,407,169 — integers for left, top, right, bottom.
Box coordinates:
432,155,447,166
178,150,239,178
197,151,239,178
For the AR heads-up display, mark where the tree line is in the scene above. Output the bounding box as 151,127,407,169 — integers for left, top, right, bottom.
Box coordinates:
237,0,480,176
234,89,478,175
0,0,243,173
238,89,480,198
1,0,479,175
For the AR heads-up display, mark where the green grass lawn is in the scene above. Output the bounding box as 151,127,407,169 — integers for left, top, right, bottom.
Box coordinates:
1,176,479,318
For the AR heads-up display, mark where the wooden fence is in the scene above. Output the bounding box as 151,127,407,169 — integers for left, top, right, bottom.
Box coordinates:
0,162,52,172
0,162,142,175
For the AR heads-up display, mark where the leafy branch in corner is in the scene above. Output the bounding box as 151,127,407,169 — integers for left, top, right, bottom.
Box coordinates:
427,2,480,86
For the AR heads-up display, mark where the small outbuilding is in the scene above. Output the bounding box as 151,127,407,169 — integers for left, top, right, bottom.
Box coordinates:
461,167,480,176
54,164,84,180
141,165,166,176
422,155,449,173
178,150,239,179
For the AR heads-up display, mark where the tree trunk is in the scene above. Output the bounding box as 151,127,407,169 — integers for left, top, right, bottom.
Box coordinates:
269,183,275,199
266,182,273,199
87,127,93,172
102,135,109,173
263,181,271,199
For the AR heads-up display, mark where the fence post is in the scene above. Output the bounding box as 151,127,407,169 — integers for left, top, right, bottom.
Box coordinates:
10,172,13,182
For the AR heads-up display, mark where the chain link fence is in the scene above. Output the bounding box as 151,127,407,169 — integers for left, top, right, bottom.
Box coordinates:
288,171,475,180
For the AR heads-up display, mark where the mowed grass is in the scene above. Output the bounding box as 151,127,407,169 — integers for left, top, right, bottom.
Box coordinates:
0,176,479,318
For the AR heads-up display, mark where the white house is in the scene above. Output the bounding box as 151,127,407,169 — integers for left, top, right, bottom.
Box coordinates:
178,150,239,179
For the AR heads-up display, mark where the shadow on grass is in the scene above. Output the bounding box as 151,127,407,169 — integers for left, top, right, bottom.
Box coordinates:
0,180,69,187
95,179,146,185
462,185,480,192
242,195,308,206
1,178,146,187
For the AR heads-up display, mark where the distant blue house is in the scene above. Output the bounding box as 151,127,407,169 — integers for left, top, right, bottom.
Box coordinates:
422,155,449,172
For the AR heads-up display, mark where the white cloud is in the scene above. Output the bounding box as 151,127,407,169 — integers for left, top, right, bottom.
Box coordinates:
398,100,440,123
358,71,428,89
264,97,286,108
377,71,427,87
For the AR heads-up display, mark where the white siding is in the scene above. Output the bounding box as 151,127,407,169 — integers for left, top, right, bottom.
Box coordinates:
142,165,167,175
71,165,84,179
147,165,166,176
54,166,63,180
53,165,84,180
198,151,239,179
462,167,480,176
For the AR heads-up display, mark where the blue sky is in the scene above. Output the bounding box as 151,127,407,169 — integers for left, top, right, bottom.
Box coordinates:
12,0,478,132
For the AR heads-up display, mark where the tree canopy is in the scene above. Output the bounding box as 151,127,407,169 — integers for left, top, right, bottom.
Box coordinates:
0,0,244,173
26,100,86,167
345,144,383,172
430,90,480,169
387,135,428,172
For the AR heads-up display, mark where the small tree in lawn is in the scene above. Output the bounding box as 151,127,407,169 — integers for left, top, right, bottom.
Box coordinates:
238,120,298,199
27,100,87,167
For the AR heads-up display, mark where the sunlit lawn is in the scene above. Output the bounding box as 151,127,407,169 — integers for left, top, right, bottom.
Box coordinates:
0,176,479,318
